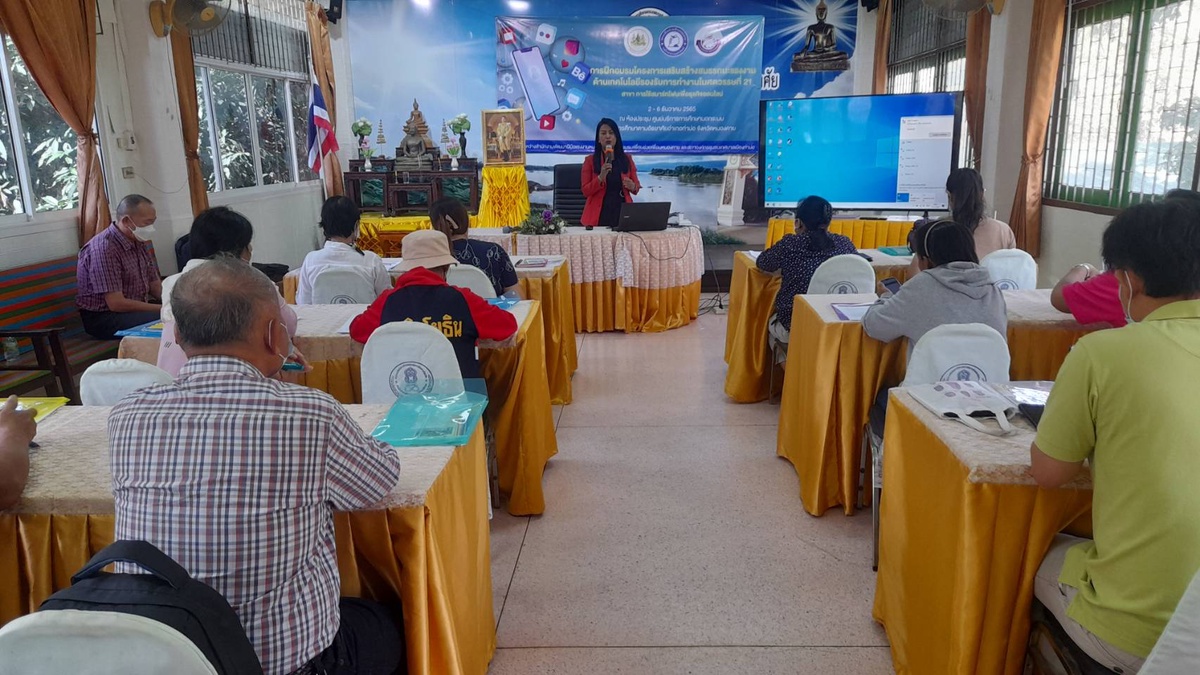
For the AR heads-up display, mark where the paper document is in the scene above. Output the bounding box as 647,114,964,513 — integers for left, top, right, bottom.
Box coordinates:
830,302,876,322
743,250,762,261
514,257,549,268
382,258,404,271
336,317,353,334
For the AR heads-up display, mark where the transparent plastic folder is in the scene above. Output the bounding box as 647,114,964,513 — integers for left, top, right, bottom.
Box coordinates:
370,379,489,447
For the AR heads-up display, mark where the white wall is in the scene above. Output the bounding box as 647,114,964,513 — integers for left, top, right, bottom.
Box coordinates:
0,0,336,274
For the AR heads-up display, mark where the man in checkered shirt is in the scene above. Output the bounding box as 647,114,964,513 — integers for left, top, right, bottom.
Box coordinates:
110,256,404,675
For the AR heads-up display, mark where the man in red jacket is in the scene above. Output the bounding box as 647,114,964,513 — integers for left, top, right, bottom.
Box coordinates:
349,230,517,379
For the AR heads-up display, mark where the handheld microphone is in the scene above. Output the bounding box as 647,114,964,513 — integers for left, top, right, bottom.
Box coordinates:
604,144,613,160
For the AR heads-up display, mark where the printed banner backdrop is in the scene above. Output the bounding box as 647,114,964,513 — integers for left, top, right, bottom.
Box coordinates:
347,0,859,227
495,16,764,154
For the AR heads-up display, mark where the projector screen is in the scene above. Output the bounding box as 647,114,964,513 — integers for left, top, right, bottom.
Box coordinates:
760,92,962,211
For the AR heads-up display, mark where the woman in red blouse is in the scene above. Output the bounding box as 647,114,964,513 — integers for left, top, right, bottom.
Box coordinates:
580,118,640,229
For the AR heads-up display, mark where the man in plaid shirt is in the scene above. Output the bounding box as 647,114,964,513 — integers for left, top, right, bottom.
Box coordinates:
110,256,403,675
76,194,164,339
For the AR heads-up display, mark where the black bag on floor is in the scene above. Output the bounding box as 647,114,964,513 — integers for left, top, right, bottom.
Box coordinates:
38,540,262,675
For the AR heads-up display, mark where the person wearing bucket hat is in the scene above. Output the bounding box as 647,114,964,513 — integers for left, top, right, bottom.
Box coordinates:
349,230,517,378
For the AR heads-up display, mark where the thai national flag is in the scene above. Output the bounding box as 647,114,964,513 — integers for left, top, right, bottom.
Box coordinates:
307,77,338,174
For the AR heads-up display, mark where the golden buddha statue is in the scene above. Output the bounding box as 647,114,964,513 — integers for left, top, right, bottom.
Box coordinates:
792,0,849,72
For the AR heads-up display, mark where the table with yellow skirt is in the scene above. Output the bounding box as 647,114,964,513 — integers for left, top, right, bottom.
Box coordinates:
515,227,704,333
777,289,1093,517
723,249,914,403
0,405,496,675
873,391,1093,675
766,218,915,250
280,255,576,405
119,301,558,516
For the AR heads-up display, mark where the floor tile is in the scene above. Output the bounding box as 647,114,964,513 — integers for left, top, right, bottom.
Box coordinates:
498,425,886,648
488,646,893,674
490,510,529,625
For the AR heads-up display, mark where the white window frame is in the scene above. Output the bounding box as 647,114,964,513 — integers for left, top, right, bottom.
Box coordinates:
194,57,318,195
0,39,86,223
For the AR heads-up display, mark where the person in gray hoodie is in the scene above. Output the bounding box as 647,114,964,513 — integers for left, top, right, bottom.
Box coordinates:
862,218,1007,361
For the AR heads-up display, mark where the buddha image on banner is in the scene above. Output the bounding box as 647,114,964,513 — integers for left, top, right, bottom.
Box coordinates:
496,15,765,155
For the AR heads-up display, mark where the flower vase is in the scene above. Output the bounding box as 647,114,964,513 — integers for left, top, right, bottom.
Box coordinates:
450,156,459,170
458,132,468,159
363,154,373,171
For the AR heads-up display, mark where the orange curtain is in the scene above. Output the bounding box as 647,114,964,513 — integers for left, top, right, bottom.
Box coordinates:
1008,0,1067,257
964,10,992,170
306,1,344,197
0,0,111,245
170,30,209,218
872,0,894,94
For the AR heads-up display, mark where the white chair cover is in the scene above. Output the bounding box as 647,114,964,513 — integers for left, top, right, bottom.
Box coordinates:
360,322,464,404
80,359,174,406
980,249,1038,290
0,610,217,675
901,323,1011,387
447,265,497,298
808,254,876,295
310,267,379,305
1142,570,1200,674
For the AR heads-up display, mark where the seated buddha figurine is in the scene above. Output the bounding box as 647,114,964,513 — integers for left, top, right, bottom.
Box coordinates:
791,0,850,72
396,99,438,169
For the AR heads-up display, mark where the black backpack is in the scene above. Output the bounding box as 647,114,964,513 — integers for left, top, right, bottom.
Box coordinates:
38,540,262,675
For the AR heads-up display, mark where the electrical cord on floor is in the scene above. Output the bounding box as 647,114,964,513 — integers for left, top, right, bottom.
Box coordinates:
704,247,725,311
697,293,727,316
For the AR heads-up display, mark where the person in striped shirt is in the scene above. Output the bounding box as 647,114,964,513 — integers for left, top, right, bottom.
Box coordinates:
110,256,404,675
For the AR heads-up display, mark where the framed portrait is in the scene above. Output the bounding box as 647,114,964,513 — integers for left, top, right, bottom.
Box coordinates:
482,109,526,166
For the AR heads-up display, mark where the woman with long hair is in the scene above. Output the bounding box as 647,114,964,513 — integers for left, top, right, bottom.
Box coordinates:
945,167,1016,259
580,118,640,229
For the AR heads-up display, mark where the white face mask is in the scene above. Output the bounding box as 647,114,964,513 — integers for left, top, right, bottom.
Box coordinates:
268,319,295,373
132,224,156,241
1121,270,1136,324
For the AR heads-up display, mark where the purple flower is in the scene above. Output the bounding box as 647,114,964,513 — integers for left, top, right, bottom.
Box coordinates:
542,209,553,223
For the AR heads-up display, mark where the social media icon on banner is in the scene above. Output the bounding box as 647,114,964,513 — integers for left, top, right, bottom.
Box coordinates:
565,88,587,109
536,23,558,45
539,115,557,131
569,62,592,84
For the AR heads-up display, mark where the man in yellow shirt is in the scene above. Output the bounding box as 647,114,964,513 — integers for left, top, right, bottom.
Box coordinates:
1031,194,1200,670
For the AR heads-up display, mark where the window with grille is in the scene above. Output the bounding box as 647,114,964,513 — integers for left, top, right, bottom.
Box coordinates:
886,0,968,94
192,0,318,192
0,36,81,216
1045,0,1200,210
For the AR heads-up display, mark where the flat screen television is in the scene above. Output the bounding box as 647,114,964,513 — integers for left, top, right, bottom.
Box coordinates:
760,92,963,211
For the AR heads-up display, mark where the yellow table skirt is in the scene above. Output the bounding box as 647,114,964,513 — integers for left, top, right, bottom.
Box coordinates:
569,279,700,334
478,310,559,516
0,430,496,675
723,253,911,404
723,252,782,403
519,262,577,405
767,218,915,249
776,300,1091,517
872,399,1092,675
776,299,906,516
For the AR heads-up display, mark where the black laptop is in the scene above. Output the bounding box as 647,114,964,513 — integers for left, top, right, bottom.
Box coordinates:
614,202,671,232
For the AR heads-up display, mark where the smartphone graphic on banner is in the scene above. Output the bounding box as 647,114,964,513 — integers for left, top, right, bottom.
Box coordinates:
512,46,559,121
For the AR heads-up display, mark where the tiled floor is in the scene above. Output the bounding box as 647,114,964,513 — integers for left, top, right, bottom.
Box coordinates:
488,312,892,674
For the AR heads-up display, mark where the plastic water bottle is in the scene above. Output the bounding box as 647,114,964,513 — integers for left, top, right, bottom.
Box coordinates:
2,337,18,362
